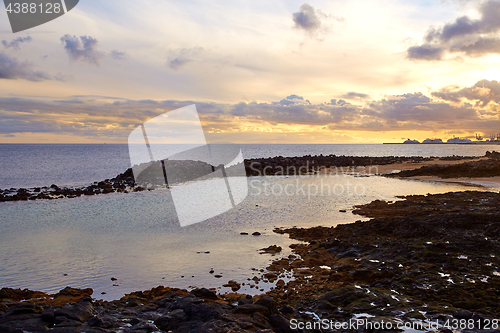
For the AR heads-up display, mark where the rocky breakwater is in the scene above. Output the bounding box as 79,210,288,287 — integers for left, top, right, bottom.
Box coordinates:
245,155,438,176
0,168,137,202
0,286,294,333
262,190,500,331
0,153,483,202
387,151,500,178
0,160,217,202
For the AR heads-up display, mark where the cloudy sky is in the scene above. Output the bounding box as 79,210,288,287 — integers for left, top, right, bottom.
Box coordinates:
1,0,500,143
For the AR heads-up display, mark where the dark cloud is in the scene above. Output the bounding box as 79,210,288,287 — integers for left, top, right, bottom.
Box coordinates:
286,94,305,101
293,4,321,32
291,3,343,39
110,50,128,60
431,0,500,42
168,57,191,70
229,95,359,126
432,79,500,106
1,83,498,138
408,0,500,60
167,47,203,70
407,45,445,60
432,16,478,42
60,35,104,65
278,94,311,106
0,113,64,134
0,52,51,81
328,99,349,106
450,37,500,56
369,93,478,122
0,97,150,138
2,36,32,50
342,92,371,99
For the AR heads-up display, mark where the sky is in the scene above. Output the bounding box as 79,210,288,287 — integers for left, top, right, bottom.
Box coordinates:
1,0,500,144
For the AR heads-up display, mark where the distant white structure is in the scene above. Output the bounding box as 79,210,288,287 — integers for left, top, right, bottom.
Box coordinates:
422,138,443,144
447,137,472,144
403,139,420,144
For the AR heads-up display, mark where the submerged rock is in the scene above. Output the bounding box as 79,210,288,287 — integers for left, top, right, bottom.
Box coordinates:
259,245,282,254
222,280,241,292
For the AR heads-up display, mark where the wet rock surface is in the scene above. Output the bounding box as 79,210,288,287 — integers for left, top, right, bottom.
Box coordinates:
0,286,293,333
265,190,500,331
223,281,242,292
260,245,283,255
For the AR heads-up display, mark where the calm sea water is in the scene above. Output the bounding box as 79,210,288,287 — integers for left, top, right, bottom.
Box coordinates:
0,144,496,300
0,175,478,300
0,144,496,189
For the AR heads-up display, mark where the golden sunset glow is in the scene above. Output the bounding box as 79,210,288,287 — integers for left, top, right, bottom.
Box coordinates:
1,0,500,143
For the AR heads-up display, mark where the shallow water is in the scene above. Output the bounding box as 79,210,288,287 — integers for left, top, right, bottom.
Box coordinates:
0,174,477,300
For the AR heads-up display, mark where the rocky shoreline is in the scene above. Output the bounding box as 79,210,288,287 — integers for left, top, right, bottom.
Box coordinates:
0,154,483,202
264,190,500,331
0,286,293,333
387,151,500,179
243,155,440,177
2,190,500,332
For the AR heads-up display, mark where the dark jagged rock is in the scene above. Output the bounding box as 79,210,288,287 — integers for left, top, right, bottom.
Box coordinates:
54,299,95,322
486,150,500,159
189,288,218,300
233,303,269,315
244,154,439,176
222,280,241,292
259,245,282,254
267,190,500,330
0,285,293,332
255,296,278,315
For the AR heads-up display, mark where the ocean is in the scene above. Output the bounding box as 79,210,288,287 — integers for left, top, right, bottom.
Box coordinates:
0,144,496,300
0,143,495,189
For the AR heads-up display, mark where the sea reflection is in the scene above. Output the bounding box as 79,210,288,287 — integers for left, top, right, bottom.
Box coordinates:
0,174,480,300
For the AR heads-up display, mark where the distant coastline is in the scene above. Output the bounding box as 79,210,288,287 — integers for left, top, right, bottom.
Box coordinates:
383,142,500,144
1,143,498,190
